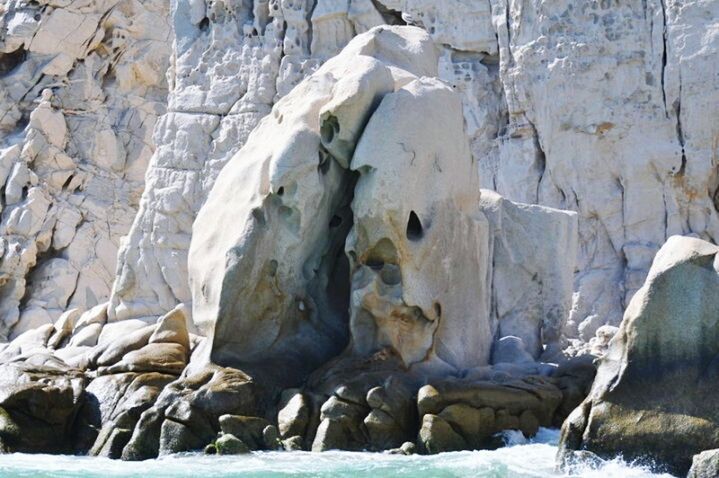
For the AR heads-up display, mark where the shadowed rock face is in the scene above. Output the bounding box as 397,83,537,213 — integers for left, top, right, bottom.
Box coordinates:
188,25,494,386
557,236,719,476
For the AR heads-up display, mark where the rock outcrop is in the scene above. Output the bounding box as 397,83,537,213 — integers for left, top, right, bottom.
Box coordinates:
558,236,719,476
0,363,85,453
103,0,719,350
0,0,171,339
188,25,578,390
0,24,588,459
416,376,562,453
689,449,719,478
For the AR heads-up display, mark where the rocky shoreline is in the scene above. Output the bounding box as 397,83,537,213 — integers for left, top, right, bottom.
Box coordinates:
1,1,719,478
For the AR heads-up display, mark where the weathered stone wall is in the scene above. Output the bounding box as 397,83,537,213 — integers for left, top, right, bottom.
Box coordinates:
106,0,719,343
1,0,718,345
0,0,172,340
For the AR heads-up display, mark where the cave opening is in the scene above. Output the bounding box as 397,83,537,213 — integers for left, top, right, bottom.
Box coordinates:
311,166,360,359
0,47,26,76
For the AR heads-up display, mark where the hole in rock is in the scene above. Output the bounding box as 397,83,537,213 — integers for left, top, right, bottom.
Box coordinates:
434,302,442,318
199,17,210,31
329,215,342,228
321,115,340,144
364,238,399,271
406,211,424,241
277,186,284,196
251,208,266,225
366,259,385,270
380,264,401,285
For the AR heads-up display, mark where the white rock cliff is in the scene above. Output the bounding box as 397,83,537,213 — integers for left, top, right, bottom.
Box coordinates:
0,0,716,465
2,0,716,346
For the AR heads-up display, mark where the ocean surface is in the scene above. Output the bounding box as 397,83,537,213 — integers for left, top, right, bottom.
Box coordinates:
0,429,675,478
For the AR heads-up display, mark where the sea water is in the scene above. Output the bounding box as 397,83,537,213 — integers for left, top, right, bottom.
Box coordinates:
0,429,675,478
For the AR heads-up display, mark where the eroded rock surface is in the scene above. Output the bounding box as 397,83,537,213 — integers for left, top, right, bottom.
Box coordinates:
2,0,718,465
0,0,171,339
188,26,495,384
689,449,719,478
0,363,85,453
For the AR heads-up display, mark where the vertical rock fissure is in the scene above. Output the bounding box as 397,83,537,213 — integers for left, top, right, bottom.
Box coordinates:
320,166,359,351
673,76,687,176
659,0,669,118
529,120,546,204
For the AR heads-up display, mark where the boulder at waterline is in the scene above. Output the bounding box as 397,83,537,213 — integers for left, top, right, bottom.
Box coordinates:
557,236,719,476
688,449,719,478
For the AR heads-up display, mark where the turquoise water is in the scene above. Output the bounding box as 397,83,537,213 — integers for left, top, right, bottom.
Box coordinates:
0,430,674,478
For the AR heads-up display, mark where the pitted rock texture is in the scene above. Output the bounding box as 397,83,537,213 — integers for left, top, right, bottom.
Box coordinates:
187,25,578,385
0,23,586,460
187,26,494,382
113,0,719,345
3,0,717,348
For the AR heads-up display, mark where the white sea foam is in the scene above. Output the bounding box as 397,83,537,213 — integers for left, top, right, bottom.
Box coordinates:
0,429,675,478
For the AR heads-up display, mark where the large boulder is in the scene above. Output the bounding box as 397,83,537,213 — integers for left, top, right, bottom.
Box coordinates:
689,449,719,478
557,236,719,476
84,372,175,457
187,25,495,386
480,190,577,358
0,363,85,453
121,365,259,460
417,374,562,453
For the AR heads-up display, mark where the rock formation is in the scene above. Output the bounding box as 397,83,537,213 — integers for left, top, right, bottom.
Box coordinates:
0,0,171,340
188,24,579,387
188,26,493,382
0,0,718,469
689,449,719,478
558,235,719,476
0,23,590,459
1,0,717,349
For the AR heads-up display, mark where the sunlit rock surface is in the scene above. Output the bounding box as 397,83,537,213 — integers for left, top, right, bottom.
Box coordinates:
1,0,718,466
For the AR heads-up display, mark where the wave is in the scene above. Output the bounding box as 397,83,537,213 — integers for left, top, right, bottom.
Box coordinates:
0,429,675,478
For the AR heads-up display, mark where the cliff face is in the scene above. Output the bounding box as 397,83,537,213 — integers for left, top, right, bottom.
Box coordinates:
1,1,717,464
2,0,717,345
0,0,171,340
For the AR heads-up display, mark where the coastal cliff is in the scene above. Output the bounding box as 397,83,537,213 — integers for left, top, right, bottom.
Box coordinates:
0,1,718,475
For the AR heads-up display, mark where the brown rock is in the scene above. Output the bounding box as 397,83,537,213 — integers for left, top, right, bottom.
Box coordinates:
417,414,467,454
